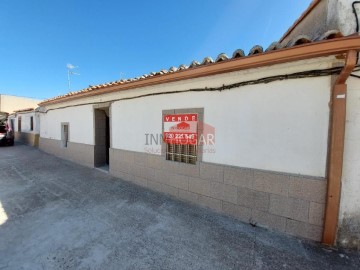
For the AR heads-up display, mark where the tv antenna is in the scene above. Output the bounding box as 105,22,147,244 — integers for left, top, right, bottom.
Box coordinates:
67,63,80,91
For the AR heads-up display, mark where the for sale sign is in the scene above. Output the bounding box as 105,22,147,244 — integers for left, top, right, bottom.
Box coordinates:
163,114,198,145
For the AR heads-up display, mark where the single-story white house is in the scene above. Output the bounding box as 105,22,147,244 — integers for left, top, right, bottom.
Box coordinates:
8,108,41,147
38,0,360,248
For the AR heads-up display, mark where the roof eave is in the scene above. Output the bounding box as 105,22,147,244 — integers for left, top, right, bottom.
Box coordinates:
40,34,360,107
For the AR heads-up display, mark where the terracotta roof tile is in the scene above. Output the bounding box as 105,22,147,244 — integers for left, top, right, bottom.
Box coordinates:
201,57,214,65
279,0,321,42
41,30,345,105
265,42,282,52
178,64,188,70
232,49,245,58
215,53,229,62
169,66,178,72
315,29,343,41
286,34,312,47
248,45,263,55
189,60,200,68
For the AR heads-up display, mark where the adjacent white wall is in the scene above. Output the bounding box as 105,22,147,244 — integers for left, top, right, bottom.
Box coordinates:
40,105,94,145
20,112,39,134
338,72,360,245
112,76,331,177
328,0,359,36
10,111,40,134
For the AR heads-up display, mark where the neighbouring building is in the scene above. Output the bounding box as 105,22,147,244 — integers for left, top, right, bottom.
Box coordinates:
9,108,41,147
37,0,360,248
0,94,41,114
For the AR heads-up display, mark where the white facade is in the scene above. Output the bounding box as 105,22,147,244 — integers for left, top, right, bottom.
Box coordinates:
112,76,330,177
38,52,360,245
40,105,94,145
36,0,360,247
338,71,360,246
10,111,40,134
41,57,334,178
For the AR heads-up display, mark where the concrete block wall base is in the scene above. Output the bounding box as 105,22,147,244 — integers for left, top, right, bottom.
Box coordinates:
39,137,94,168
110,148,327,242
15,132,39,147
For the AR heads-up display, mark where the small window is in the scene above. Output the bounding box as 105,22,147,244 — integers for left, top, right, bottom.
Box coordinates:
166,144,197,164
30,116,33,131
18,117,21,132
61,123,69,147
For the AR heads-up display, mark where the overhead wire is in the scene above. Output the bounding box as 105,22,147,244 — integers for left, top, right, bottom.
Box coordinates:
41,66,360,113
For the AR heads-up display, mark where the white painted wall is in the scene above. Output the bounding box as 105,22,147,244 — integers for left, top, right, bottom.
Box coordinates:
19,112,39,134
112,75,331,177
42,57,334,177
9,111,40,134
40,105,94,145
339,72,360,233
328,0,359,36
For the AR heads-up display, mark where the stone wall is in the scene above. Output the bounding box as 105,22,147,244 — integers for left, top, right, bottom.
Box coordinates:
110,148,327,241
15,131,39,147
39,137,94,168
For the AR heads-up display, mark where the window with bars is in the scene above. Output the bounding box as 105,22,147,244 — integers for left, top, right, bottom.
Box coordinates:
163,109,202,165
166,144,197,165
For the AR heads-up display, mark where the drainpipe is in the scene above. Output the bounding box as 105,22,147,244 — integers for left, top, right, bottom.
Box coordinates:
322,50,357,246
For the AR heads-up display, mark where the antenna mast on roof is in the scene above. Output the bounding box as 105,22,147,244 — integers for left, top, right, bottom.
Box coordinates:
66,63,80,91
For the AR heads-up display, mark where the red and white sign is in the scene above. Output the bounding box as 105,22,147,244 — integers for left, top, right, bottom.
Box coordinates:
163,114,198,145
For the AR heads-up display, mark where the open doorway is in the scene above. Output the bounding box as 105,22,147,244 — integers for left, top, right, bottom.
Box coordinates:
94,108,110,171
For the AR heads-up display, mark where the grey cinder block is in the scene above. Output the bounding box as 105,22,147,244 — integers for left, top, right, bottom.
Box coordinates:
252,209,286,231
253,171,289,196
289,176,326,203
309,202,325,226
286,219,322,241
200,162,224,183
269,194,310,223
222,202,252,223
209,181,237,204
188,177,211,197
224,167,253,189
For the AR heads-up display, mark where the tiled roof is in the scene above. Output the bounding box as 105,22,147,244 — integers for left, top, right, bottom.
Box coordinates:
42,30,343,105
279,0,321,42
14,108,35,113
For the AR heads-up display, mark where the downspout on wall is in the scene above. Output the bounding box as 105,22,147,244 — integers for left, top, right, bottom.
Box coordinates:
322,50,357,245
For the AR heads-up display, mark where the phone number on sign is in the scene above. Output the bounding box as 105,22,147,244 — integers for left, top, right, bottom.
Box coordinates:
164,133,197,140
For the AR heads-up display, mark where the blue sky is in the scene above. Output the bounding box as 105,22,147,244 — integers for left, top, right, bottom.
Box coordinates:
0,0,312,100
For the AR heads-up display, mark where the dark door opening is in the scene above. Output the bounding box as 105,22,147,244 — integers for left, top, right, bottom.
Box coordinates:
106,115,110,164
94,108,110,169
